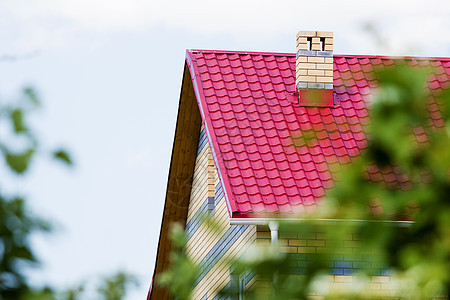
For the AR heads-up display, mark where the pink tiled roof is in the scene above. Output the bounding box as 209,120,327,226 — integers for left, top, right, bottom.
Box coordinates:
186,50,450,218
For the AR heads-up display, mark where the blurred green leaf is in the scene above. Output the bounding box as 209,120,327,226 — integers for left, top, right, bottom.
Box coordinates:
52,150,73,166
6,148,34,174
10,109,27,133
23,87,40,106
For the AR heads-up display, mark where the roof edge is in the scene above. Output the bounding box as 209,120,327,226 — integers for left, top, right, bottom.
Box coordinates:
185,50,237,218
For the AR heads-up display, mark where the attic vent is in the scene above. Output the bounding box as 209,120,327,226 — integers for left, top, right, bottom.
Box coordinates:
296,31,334,107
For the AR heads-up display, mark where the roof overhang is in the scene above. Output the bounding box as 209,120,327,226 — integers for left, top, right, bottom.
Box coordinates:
149,62,203,300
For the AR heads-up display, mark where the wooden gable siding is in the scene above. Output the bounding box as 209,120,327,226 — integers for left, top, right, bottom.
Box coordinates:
185,127,256,299
149,64,203,300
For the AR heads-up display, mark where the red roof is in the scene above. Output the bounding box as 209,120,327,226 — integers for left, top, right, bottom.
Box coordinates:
186,50,450,218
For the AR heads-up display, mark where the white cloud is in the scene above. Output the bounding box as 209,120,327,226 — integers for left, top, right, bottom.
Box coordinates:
2,0,449,32
0,0,449,55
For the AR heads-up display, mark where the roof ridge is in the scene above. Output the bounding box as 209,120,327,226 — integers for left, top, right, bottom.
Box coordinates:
187,49,450,61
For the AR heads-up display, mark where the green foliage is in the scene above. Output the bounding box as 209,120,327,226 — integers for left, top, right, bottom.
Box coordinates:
61,285,84,300
325,63,450,298
1,88,138,299
0,194,52,299
0,87,72,299
159,63,450,299
321,63,450,298
0,87,72,175
97,272,139,300
157,224,199,300
54,271,138,300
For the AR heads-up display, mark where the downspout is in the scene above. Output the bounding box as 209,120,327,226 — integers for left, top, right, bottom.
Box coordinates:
269,221,279,292
229,220,280,286
269,221,279,246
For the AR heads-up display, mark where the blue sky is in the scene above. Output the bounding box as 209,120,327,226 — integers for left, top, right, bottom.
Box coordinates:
0,0,449,299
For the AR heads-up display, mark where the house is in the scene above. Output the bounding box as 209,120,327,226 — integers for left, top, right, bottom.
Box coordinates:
148,31,450,299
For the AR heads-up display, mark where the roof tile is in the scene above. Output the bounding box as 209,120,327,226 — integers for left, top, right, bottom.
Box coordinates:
187,50,449,217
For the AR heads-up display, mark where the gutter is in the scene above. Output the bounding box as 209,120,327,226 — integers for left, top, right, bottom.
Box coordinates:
230,218,414,227
229,218,413,256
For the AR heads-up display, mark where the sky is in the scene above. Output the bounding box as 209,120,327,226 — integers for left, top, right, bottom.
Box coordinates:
0,0,449,299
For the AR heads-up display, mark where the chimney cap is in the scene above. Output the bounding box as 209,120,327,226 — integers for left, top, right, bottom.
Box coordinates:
297,31,333,38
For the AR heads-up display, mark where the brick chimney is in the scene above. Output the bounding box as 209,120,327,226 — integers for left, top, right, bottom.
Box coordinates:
296,31,334,106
